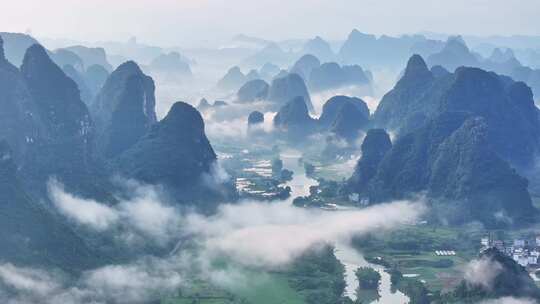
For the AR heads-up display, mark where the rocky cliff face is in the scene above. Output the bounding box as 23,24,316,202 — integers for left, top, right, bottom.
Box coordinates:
424,36,540,104
273,96,317,140
64,45,113,71
347,129,392,195
439,67,540,167
0,35,5,60
308,62,371,92
290,54,321,80
0,39,237,275
330,103,369,142
430,65,450,78
348,112,537,226
338,30,378,66
237,79,269,103
300,36,334,62
113,102,223,203
0,141,101,273
50,49,84,72
62,64,93,105
0,32,39,66
92,61,157,158
271,94,371,143
103,75,157,158
369,112,471,202
0,36,42,164
319,96,369,128
373,54,436,131
84,64,109,96
274,97,316,128
319,95,370,141
428,117,535,225
21,44,92,141
374,54,540,168
217,66,246,91
268,73,313,111
20,44,96,193
427,36,479,72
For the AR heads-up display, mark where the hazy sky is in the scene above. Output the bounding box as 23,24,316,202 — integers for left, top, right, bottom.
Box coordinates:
1,0,539,47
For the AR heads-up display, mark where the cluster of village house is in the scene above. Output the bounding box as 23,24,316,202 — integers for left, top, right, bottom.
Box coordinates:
481,236,540,268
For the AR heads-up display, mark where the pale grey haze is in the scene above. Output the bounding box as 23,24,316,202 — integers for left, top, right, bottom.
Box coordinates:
1,0,539,46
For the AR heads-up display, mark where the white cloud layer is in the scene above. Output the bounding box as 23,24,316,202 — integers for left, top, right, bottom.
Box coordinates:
40,178,427,303
464,256,503,290
48,180,181,246
0,257,184,304
186,199,425,267
49,181,119,231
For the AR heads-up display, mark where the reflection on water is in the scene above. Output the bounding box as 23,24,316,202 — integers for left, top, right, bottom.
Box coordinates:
335,244,408,303
280,150,318,201
279,150,409,303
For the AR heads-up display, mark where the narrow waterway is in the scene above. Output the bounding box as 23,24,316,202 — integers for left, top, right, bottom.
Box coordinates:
334,244,409,303
279,150,319,202
279,150,409,303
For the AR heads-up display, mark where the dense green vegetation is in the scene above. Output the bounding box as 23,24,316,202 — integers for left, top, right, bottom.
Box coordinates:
351,225,481,292
387,268,430,304
352,225,480,253
163,272,308,304
355,267,381,289
287,246,349,304
229,273,306,304
211,128,540,304
163,246,350,304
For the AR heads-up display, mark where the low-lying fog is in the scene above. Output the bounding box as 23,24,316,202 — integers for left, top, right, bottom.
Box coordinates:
0,177,425,304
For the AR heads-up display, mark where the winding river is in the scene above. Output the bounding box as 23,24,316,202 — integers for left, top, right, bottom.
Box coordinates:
280,150,409,303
